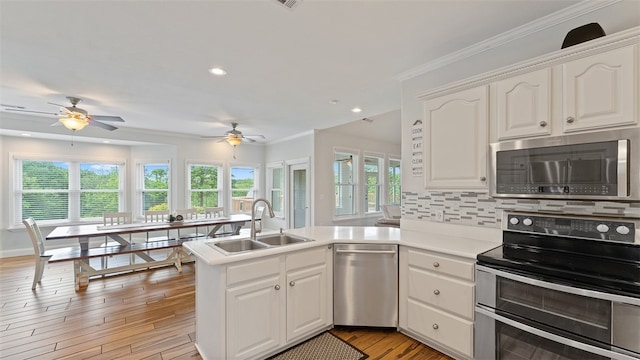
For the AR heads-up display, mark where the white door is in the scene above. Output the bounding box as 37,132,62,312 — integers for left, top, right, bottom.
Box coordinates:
289,163,309,229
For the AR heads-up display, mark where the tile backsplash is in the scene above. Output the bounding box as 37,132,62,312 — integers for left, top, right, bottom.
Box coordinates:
402,191,640,229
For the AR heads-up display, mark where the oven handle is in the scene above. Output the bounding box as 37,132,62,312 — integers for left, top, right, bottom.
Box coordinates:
476,305,639,360
477,264,640,306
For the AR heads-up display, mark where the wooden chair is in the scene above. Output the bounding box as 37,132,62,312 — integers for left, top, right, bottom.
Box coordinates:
205,207,229,237
175,208,204,239
144,210,171,242
22,217,74,290
102,211,133,268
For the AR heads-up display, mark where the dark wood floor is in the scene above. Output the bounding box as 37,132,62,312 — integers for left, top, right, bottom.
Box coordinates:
0,255,451,359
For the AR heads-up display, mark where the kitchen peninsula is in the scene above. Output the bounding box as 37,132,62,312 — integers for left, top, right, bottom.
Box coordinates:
183,226,499,360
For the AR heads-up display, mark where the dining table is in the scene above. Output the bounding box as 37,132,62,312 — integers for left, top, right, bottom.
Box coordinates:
45,214,252,290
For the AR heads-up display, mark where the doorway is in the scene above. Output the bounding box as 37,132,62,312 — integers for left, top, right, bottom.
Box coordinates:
289,162,309,229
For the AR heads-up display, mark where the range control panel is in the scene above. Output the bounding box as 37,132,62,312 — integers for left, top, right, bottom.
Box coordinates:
506,213,638,244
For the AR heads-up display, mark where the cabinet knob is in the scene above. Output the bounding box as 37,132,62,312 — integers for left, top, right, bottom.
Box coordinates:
432,324,439,330
566,116,575,124
274,285,281,290
433,289,440,295
480,176,486,182
433,262,440,268
539,120,547,127
289,281,295,287
328,244,332,249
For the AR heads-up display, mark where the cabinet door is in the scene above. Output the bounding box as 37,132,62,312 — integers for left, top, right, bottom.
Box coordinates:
227,275,283,359
563,45,637,132
495,68,552,140
423,85,488,190
286,262,328,342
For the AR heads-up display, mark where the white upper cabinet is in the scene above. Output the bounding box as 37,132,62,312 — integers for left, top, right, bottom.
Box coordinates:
495,68,552,140
562,45,637,133
423,85,488,191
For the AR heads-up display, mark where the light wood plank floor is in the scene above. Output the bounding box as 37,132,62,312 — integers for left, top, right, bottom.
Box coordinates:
0,255,451,359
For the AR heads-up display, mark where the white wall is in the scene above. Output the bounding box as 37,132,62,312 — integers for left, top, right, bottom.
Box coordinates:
314,129,401,226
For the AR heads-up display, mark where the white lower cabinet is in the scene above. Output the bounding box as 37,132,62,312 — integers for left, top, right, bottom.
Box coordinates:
197,245,332,360
399,246,476,360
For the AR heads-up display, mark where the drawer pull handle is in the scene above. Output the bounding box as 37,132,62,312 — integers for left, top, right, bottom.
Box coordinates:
433,289,440,295
274,285,280,290
432,324,439,330
433,262,440,268
289,281,295,287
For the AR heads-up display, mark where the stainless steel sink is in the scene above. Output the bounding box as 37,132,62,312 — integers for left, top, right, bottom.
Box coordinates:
208,239,269,254
256,234,311,246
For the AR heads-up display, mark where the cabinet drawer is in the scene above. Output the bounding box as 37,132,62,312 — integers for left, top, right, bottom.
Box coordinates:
407,248,474,281
227,256,281,287
407,299,473,358
408,267,474,319
286,246,328,271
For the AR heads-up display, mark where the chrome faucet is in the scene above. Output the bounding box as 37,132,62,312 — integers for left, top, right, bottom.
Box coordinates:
250,198,275,240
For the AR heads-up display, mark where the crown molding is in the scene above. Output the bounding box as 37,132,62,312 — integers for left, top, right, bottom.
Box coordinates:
395,0,622,81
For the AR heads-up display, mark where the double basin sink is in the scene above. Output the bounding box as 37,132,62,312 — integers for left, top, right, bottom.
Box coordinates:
208,233,312,255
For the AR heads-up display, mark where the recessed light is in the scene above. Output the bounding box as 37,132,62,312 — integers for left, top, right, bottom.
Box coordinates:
329,99,339,105
351,107,362,113
209,67,227,76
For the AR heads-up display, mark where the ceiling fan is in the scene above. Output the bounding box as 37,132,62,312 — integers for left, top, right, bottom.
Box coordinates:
5,96,124,131
203,122,265,146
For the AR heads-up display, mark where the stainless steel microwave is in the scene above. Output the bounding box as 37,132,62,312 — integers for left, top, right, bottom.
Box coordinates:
490,128,640,201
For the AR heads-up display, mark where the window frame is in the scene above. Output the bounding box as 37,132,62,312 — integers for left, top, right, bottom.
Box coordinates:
388,156,402,206
267,161,284,218
136,160,171,218
186,161,223,214
363,153,384,214
12,153,126,227
333,149,359,218
229,163,260,215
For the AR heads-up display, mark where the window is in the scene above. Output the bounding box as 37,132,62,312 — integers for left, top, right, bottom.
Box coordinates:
267,163,284,216
388,158,401,205
15,158,124,225
334,151,356,216
231,166,257,214
188,163,221,213
139,162,170,213
364,155,383,213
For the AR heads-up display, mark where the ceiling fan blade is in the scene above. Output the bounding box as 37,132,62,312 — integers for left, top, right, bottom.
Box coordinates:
242,137,257,143
6,108,58,115
91,115,124,122
201,135,227,139
88,119,118,131
244,134,266,139
47,102,67,108
50,120,62,127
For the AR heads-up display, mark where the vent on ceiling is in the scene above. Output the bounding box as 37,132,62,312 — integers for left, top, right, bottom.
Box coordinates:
274,0,301,10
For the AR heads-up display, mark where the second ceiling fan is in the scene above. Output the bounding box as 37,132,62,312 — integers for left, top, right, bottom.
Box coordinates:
203,122,265,146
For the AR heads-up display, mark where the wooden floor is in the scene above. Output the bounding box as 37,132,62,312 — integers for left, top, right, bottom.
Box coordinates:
0,255,452,360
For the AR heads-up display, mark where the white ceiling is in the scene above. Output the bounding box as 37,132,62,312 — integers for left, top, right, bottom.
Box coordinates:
0,0,582,144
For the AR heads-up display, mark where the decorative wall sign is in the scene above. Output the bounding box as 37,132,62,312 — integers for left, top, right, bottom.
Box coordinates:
411,119,423,176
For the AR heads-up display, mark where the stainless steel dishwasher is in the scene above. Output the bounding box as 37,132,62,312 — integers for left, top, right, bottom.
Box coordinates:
333,243,398,327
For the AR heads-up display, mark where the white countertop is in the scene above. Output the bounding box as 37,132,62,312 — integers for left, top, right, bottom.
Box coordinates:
183,226,501,266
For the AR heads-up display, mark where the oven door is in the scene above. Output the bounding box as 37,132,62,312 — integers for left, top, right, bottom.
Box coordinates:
475,265,640,360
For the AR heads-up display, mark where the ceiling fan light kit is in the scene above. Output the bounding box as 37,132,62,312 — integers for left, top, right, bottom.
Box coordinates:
226,136,243,146
59,116,89,131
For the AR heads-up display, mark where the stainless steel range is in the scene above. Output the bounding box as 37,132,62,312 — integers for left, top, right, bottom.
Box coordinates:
475,212,640,360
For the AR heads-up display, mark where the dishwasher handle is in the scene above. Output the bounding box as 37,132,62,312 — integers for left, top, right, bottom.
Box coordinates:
335,249,397,255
